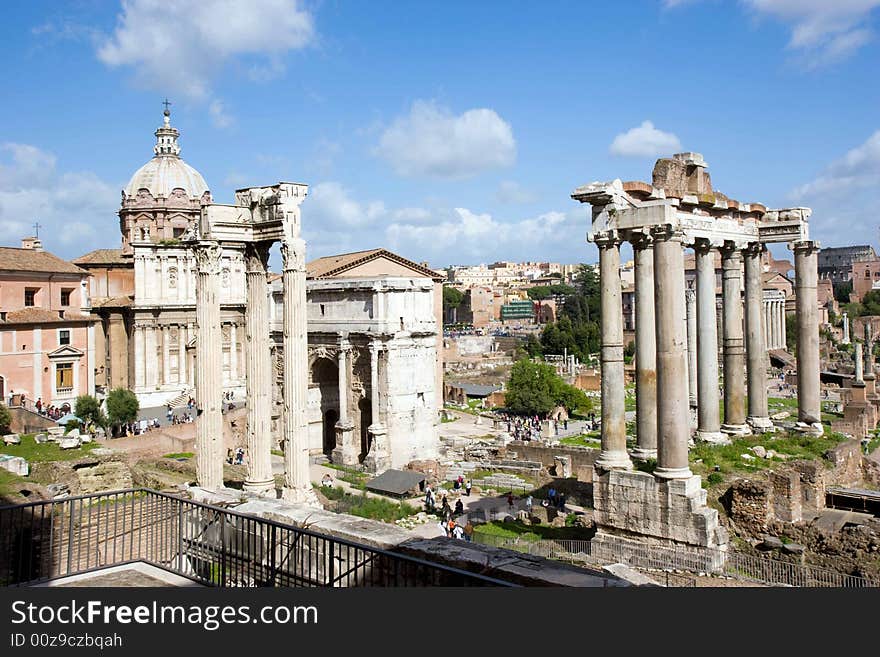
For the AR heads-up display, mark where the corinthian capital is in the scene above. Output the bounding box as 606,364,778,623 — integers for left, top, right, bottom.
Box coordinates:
193,241,222,275
280,238,306,273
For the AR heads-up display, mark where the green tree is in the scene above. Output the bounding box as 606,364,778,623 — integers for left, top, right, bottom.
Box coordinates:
527,286,551,300
505,359,592,416
75,394,107,429
106,388,139,435
523,333,543,357
442,286,464,310
505,359,558,416
861,289,880,315
0,403,11,434
833,280,852,304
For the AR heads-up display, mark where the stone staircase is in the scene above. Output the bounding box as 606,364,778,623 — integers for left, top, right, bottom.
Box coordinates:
167,388,194,410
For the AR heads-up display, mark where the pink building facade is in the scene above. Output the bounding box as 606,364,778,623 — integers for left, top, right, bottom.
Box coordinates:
0,239,96,411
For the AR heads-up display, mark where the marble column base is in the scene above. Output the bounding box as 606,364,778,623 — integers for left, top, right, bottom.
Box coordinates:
721,423,752,436
630,447,658,461
331,421,357,466
363,424,390,473
242,478,275,496
654,465,694,480
747,416,776,433
281,485,322,508
794,421,825,437
695,430,730,445
595,450,633,472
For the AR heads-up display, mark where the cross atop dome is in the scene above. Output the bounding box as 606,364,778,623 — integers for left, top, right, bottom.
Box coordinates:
154,100,180,157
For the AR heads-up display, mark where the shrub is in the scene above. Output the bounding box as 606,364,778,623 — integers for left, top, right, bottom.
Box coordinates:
0,403,11,434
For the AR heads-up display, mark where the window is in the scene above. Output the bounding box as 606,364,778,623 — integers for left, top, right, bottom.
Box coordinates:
24,288,37,306
59,330,70,346
60,289,72,306
56,363,73,390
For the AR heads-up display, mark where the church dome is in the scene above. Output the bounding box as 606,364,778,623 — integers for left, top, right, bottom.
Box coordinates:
124,108,209,199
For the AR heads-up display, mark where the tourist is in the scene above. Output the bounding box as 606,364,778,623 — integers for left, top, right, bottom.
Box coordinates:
35,397,42,414
465,479,472,497
452,523,464,540
454,499,464,516
507,492,514,510
557,492,566,511
447,518,456,537
322,473,333,488
463,521,474,542
453,478,461,491
441,496,452,520
226,448,234,465
525,494,533,515
425,487,435,512
548,486,557,506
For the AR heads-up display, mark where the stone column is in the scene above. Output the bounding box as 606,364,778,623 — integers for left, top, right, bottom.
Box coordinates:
364,340,390,472
631,233,657,460
594,231,631,471
193,241,224,490
162,326,171,386
776,300,784,349
744,243,772,431
652,227,692,479
855,341,864,384
686,288,698,414
133,324,145,389
243,242,274,495
694,240,725,443
842,312,850,344
792,240,822,433
280,237,319,504
145,325,157,389
230,322,238,383
720,244,750,435
178,325,186,385
331,341,357,466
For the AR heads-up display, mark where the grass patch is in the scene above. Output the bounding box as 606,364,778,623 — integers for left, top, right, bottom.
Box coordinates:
560,433,601,448
271,449,284,457
473,519,592,541
690,430,849,477
163,452,193,460
0,468,25,497
0,434,100,463
329,491,417,523
441,415,458,423
633,458,657,474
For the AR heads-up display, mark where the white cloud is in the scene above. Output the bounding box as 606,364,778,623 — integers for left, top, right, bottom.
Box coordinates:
375,100,516,179
306,182,386,228
743,0,880,66
791,129,880,198
385,207,584,265
223,172,249,188
0,143,119,257
495,180,538,204
209,100,234,129
97,0,315,100
609,120,682,158
789,130,880,248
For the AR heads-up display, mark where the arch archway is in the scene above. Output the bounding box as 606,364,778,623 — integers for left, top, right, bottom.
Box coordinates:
310,357,339,458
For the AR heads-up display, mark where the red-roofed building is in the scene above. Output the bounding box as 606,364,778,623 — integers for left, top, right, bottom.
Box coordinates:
0,238,97,409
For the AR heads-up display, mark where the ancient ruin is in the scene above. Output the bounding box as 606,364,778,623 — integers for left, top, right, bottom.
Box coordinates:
572,152,821,550
191,183,317,504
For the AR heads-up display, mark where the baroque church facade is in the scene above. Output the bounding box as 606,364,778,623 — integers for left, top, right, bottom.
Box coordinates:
76,111,440,470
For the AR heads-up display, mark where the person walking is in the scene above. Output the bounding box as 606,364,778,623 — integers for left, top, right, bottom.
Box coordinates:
463,521,474,543
525,494,533,516
465,479,472,497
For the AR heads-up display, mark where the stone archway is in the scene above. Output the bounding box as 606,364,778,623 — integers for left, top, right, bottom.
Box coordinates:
358,397,373,463
310,357,339,458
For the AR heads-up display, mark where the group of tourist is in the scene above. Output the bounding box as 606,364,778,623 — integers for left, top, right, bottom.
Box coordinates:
439,517,474,541
226,447,245,465
495,412,543,441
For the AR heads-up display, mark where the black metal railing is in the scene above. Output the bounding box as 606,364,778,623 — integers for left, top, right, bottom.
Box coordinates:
0,489,516,588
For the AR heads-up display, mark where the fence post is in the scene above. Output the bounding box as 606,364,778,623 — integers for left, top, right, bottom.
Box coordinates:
177,499,184,573
66,499,75,576
220,513,226,587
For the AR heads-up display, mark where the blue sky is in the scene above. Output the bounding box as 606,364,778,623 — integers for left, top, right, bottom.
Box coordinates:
1,0,879,269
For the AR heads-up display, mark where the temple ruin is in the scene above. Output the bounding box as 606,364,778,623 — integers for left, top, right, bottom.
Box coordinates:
571,152,821,550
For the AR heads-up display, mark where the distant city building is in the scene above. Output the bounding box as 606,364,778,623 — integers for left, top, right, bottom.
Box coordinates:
851,258,880,301
818,245,876,284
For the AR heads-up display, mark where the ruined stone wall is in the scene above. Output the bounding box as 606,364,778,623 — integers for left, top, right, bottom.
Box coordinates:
824,439,864,487
725,479,771,533
507,441,597,473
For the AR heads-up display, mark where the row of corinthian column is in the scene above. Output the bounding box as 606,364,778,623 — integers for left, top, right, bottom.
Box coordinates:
596,229,821,478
